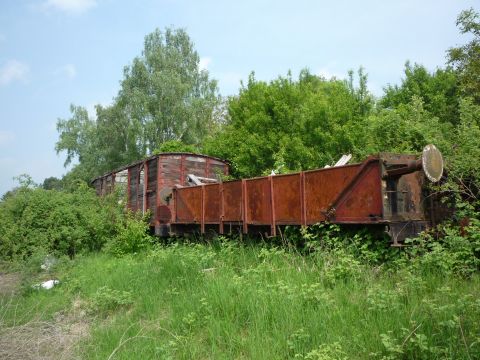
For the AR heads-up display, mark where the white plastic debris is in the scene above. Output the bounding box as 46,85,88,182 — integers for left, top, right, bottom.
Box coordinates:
33,279,60,290
40,255,58,271
334,154,352,167
324,154,352,168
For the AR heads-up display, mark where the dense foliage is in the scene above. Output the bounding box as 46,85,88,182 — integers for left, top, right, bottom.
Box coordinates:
448,8,480,103
55,28,218,182
203,69,372,176
0,178,156,262
2,237,479,359
2,9,480,261
1,9,479,360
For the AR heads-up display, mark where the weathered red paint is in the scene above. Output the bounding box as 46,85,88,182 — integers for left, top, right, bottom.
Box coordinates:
91,153,229,235
171,153,434,241
94,151,439,242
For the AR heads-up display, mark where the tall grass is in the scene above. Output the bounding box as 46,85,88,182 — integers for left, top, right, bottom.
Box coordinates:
2,238,478,359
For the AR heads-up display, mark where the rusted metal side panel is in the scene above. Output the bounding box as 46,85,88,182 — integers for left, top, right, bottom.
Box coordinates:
383,171,425,222
155,154,229,228
242,180,248,233
272,174,302,224
137,165,145,213
333,162,383,222
300,172,306,226
209,161,229,179
304,165,359,224
185,155,206,178
128,165,140,212
222,181,243,222
269,176,276,235
204,184,221,223
155,157,161,226
219,183,225,233
146,158,157,220
157,155,182,224
246,177,271,225
144,162,149,214
175,186,202,223
158,155,182,188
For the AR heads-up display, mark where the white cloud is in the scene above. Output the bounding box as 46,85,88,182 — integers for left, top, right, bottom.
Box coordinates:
56,63,77,79
0,131,15,147
0,60,29,86
199,57,212,71
42,0,97,15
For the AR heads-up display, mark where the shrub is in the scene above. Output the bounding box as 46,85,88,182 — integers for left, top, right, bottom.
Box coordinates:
0,181,120,261
104,211,153,256
405,219,480,277
88,286,134,315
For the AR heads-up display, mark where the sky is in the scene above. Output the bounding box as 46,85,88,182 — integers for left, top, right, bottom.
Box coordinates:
0,0,477,196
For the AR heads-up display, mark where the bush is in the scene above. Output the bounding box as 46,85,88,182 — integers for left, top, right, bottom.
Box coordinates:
405,219,480,277
0,181,120,261
87,286,134,315
104,211,153,256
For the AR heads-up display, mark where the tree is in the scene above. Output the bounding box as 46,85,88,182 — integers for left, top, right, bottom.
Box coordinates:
448,8,480,103
380,62,459,125
117,28,219,150
56,104,101,181
42,176,63,191
362,96,451,156
56,27,219,181
203,69,373,177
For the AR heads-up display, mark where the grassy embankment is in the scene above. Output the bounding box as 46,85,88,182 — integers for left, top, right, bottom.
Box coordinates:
1,239,479,359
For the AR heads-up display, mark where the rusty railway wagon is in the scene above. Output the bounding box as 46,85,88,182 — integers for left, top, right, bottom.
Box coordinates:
93,145,444,245
92,152,230,236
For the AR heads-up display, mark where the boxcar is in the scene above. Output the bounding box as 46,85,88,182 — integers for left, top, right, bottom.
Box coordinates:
91,152,229,236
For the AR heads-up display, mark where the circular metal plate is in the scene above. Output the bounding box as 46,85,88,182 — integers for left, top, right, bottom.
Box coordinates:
422,144,443,182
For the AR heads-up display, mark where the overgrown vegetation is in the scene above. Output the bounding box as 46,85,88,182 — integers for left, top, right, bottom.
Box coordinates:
0,177,151,262
1,235,479,359
1,8,480,360
0,177,118,260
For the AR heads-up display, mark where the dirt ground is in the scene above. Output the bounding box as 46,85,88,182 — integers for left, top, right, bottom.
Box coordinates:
0,273,89,360
0,272,21,296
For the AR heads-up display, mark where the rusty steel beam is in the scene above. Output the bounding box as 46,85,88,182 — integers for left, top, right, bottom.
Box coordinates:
201,185,205,234
384,159,422,178
269,175,276,236
242,179,248,234
156,157,161,227
144,161,149,214
326,157,378,220
300,171,306,227
219,182,224,234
